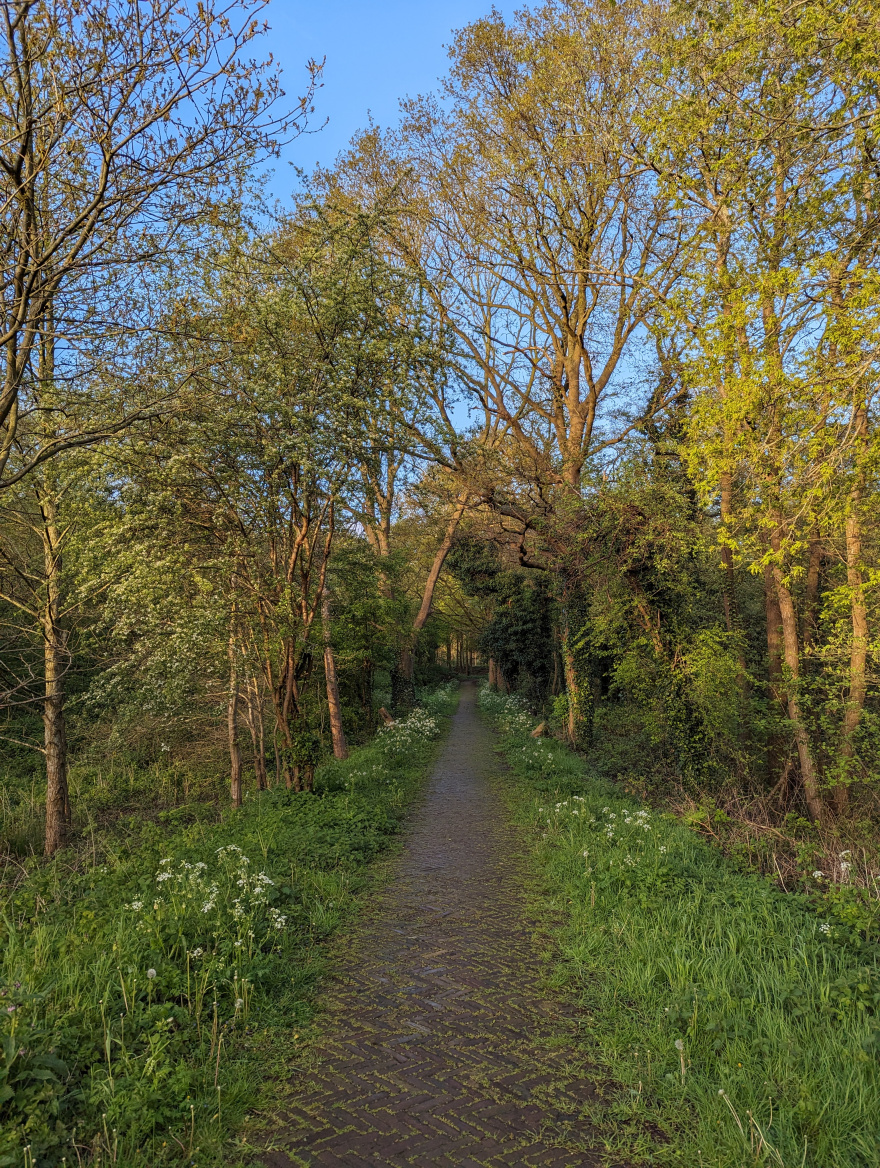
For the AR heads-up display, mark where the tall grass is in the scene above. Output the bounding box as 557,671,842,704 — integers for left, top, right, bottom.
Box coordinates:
0,682,459,1168
480,686,880,1168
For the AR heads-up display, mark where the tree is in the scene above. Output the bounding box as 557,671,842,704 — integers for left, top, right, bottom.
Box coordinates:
386,1,689,506
0,0,319,485
648,0,880,819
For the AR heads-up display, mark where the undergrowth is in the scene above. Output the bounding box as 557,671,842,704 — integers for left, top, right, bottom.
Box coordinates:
588,701,880,940
0,680,459,1168
481,685,880,1168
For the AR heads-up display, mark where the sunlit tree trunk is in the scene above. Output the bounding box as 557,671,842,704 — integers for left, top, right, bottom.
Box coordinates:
255,686,268,790
561,600,593,749
321,585,349,760
770,524,825,824
836,404,869,814
243,677,268,791
228,634,243,807
763,564,788,792
834,507,867,815
41,487,69,856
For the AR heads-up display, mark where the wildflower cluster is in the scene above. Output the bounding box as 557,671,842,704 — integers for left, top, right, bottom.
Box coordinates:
379,707,441,756
127,842,287,960
478,685,537,735
536,797,672,888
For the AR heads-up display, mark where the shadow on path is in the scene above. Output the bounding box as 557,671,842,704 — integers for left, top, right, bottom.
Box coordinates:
263,680,602,1167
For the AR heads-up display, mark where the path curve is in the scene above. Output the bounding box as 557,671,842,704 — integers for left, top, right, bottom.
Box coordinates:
265,680,600,1167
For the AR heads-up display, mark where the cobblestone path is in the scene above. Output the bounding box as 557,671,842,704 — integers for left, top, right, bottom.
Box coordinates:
263,681,602,1167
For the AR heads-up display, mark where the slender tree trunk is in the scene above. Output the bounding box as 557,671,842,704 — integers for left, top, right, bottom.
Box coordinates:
834,400,870,815
256,690,267,791
719,474,737,635
228,636,242,808
770,527,825,824
243,678,267,791
837,509,868,814
321,585,349,760
764,564,788,791
43,617,69,854
41,491,69,857
719,475,750,726
562,611,593,749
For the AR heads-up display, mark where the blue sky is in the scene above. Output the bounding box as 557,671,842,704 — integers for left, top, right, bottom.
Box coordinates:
258,0,500,200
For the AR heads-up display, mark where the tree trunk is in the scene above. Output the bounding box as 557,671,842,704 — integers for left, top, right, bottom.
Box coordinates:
256,693,268,790
837,508,868,814
321,586,349,760
719,473,738,634
243,678,267,791
41,492,69,857
43,623,69,855
228,637,242,807
763,563,788,791
770,527,825,824
719,474,749,723
562,617,593,749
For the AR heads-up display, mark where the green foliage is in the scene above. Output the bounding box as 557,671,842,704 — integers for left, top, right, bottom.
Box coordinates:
482,686,880,1167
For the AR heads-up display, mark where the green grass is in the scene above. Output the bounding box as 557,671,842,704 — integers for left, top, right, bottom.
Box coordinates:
0,680,459,1168
480,686,880,1168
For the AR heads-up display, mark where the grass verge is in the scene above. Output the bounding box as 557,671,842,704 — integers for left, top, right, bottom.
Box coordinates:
480,686,880,1168
1,681,458,1168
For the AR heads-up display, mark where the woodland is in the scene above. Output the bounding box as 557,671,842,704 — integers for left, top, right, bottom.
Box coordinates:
1,0,880,1164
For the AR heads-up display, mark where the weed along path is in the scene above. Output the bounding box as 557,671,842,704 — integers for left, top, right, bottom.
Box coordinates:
262,680,602,1167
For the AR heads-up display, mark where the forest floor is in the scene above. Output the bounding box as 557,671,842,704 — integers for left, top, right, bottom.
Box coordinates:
257,680,606,1168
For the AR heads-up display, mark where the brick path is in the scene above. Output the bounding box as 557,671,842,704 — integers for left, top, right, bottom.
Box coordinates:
262,681,602,1167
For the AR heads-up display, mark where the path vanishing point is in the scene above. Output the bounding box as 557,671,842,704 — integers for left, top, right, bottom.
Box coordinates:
263,680,603,1167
